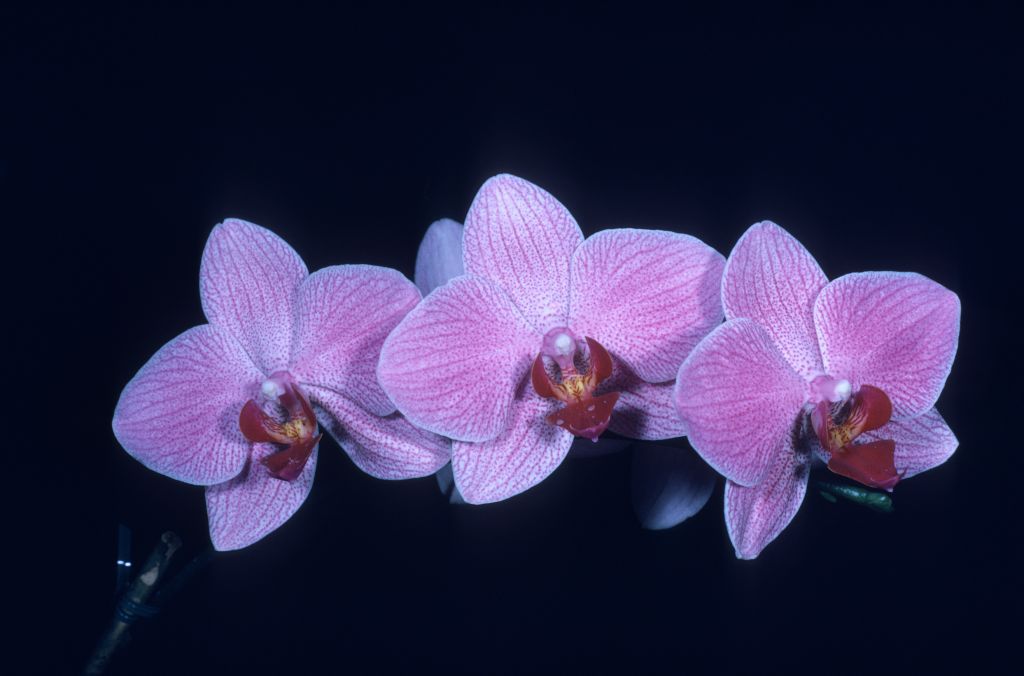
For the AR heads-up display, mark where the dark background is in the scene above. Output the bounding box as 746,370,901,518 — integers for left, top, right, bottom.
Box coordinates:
7,2,1021,674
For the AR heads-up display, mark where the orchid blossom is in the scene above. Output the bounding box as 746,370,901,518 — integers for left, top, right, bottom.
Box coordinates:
674,221,960,558
112,219,449,550
378,174,725,504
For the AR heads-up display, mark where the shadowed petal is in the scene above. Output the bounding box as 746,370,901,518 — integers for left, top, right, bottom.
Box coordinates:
815,272,961,419
309,386,450,479
861,407,959,480
415,218,465,295
205,442,317,551
113,325,259,485
722,221,828,379
631,444,716,530
674,319,807,486
200,219,308,374
452,389,573,504
570,228,725,383
378,275,539,442
605,359,688,441
435,462,467,504
725,439,810,559
290,265,420,416
463,174,583,330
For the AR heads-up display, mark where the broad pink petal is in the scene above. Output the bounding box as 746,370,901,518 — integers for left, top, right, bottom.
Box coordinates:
631,444,716,530
463,174,583,330
309,386,450,479
569,228,725,383
814,272,961,419
604,359,688,441
452,389,573,504
112,325,259,485
722,221,828,379
415,218,465,295
200,219,308,374
290,265,420,416
205,442,318,551
861,407,959,480
674,319,807,487
377,275,539,442
724,439,810,559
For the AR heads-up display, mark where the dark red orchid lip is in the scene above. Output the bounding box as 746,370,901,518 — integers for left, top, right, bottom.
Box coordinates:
239,376,319,481
812,384,901,491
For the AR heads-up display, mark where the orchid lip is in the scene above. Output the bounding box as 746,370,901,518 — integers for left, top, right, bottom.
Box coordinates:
238,371,319,481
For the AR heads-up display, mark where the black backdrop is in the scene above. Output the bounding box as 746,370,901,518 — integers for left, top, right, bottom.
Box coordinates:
7,3,1021,674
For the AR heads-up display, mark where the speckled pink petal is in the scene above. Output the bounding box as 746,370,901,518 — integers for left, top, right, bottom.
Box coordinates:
113,325,260,485
200,219,308,374
814,272,961,419
290,265,420,417
721,221,828,379
309,386,450,480
452,389,573,504
724,439,810,559
860,407,959,480
605,359,688,441
463,174,583,330
378,275,539,442
631,444,716,530
674,319,807,487
415,218,465,295
569,228,725,383
205,442,318,551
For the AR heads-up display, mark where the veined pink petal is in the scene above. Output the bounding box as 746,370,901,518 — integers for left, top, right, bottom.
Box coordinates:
452,389,573,504
309,386,450,480
722,221,828,379
861,407,959,480
569,228,725,383
814,272,961,419
674,319,807,487
205,442,318,551
463,174,583,331
724,438,810,559
377,275,539,442
415,218,465,295
290,265,420,417
200,219,308,374
113,325,259,485
631,444,716,530
604,359,688,441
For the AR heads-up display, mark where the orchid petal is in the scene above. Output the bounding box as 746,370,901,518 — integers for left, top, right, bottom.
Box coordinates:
722,221,828,379
724,438,810,559
605,359,688,441
205,442,318,551
415,218,465,295
569,228,725,383
463,174,583,330
290,265,420,416
631,444,716,530
435,462,467,504
309,386,450,480
377,275,539,442
452,389,573,504
199,219,308,374
567,437,633,459
861,407,959,480
113,325,259,485
674,319,807,487
814,272,961,419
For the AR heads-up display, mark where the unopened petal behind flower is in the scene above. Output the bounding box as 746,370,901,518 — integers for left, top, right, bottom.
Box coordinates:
415,218,465,295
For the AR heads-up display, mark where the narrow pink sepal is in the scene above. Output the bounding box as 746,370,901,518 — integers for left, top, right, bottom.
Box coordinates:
199,219,308,374
463,174,583,330
414,218,465,295
724,439,810,559
815,272,961,419
452,389,573,504
722,221,828,379
674,319,807,487
604,359,688,441
112,324,260,485
860,407,959,480
309,386,450,480
569,228,725,383
377,275,539,442
205,442,318,551
290,265,420,417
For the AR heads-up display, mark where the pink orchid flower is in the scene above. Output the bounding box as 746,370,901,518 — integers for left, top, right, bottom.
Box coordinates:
674,221,960,559
378,174,725,504
112,219,449,550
